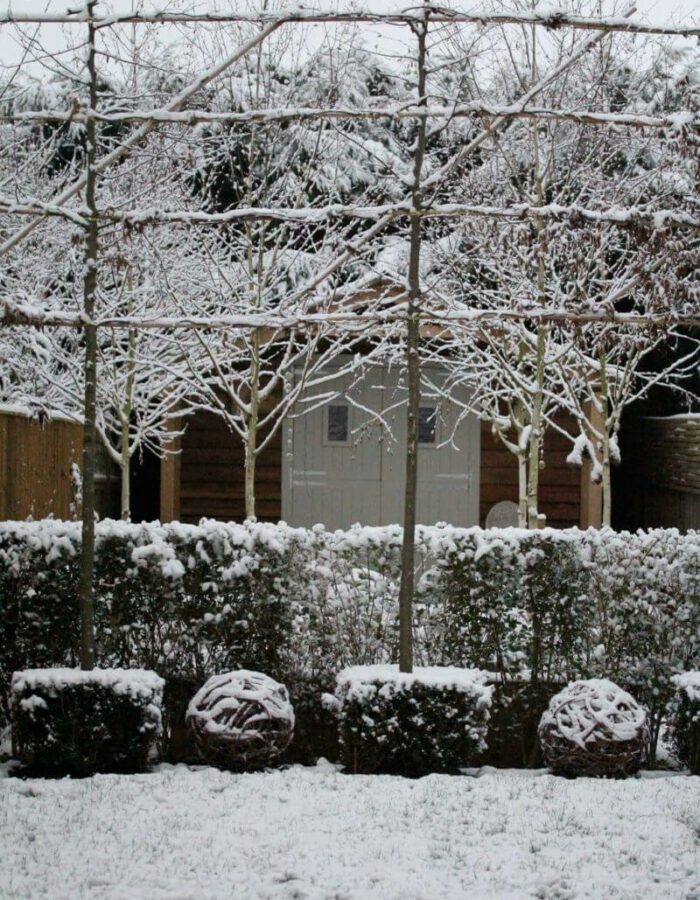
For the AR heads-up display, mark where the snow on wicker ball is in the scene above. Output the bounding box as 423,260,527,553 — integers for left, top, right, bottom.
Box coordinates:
186,671,294,770
538,679,648,778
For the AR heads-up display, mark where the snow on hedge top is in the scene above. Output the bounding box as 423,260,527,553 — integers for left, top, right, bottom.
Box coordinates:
539,678,647,750
337,665,493,704
672,672,700,703
12,668,165,699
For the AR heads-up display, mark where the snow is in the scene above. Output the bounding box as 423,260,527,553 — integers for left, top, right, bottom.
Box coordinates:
673,671,700,703
12,668,165,701
186,671,295,735
0,765,698,899
337,664,492,698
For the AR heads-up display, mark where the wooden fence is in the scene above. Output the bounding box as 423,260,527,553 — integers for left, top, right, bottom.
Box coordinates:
0,408,83,520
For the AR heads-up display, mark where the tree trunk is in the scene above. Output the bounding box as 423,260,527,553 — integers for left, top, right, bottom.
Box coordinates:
120,438,130,521
518,451,528,527
120,273,135,522
398,10,428,674
601,430,612,527
244,331,260,519
526,327,547,529
78,8,99,670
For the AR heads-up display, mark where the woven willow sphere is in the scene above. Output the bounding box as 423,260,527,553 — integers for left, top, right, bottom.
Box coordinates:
186,671,295,770
539,679,648,778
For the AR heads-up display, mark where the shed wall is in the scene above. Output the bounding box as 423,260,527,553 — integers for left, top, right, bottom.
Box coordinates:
178,410,282,523
479,417,583,528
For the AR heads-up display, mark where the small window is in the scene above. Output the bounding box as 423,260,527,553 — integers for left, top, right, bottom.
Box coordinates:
327,404,349,443
418,406,437,444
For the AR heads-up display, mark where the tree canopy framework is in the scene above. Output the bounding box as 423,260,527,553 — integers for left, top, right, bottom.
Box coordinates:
1,2,699,672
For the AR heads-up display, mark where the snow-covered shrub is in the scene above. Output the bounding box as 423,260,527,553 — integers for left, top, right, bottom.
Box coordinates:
0,520,697,765
421,526,699,764
334,665,492,776
421,528,592,765
11,667,164,775
667,672,700,774
0,519,303,754
283,524,430,763
538,679,648,778
0,521,81,724
584,530,700,758
186,670,294,770
422,528,593,682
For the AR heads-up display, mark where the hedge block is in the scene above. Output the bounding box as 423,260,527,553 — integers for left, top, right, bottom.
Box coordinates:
335,665,492,776
12,668,164,775
668,672,700,774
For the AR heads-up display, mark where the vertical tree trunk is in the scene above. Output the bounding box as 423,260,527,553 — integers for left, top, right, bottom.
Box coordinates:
78,8,99,670
120,269,135,521
526,327,547,529
518,452,528,527
244,330,261,520
597,352,612,527
601,433,612,527
398,10,428,674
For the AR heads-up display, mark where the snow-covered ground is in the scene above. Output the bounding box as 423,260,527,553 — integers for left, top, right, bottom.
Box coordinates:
0,764,698,900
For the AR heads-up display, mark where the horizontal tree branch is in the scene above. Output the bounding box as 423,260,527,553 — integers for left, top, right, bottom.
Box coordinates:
2,104,696,131
2,197,697,229
3,299,698,331
0,5,698,37
0,19,282,258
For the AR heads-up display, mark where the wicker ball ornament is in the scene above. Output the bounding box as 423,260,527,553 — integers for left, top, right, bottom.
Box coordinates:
186,671,295,770
539,679,648,778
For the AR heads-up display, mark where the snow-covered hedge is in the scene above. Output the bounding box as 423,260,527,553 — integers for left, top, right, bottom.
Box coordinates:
0,520,697,764
423,527,700,763
667,672,700,774
11,667,164,775
334,665,492,776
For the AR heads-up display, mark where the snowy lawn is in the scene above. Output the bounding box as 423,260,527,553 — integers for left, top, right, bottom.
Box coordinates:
0,764,698,900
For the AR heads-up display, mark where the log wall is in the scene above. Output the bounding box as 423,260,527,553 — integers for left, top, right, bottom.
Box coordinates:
0,409,83,519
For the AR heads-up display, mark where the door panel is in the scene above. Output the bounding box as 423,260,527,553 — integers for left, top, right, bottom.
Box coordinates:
283,362,480,528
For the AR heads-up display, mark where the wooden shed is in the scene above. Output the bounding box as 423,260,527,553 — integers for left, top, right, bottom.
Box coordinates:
161,363,602,530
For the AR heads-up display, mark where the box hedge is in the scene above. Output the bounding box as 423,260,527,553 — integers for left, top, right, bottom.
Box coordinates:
0,520,697,766
12,668,164,775
667,672,700,774
335,665,492,776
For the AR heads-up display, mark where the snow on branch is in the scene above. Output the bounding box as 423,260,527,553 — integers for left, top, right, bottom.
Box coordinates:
2,105,696,132
0,20,282,258
3,300,699,331
0,5,698,38
3,198,697,230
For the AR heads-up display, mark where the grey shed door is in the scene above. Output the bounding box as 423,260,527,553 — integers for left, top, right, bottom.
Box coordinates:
282,363,479,529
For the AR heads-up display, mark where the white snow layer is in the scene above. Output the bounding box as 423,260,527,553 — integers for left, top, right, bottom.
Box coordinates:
0,765,698,900
337,664,492,698
673,671,700,703
12,668,165,700
539,679,648,749
186,670,295,734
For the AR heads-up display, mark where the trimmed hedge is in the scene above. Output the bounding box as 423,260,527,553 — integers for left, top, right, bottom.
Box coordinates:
335,665,492,776
667,672,700,774
422,527,700,764
11,668,163,775
0,521,697,765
